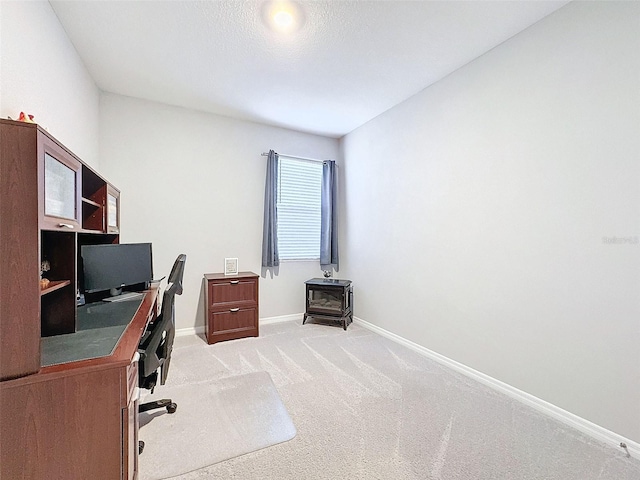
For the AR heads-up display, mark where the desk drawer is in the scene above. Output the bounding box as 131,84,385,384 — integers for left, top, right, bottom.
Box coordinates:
126,353,139,404
210,307,256,333
209,279,257,306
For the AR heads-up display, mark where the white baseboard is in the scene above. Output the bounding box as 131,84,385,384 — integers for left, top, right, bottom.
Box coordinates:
175,314,301,337
260,313,303,325
175,325,205,337
353,316,639,458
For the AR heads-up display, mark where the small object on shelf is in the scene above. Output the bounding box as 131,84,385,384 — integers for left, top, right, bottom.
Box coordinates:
322,270,332,278
40,260,51,289
18,112,36,123
224,257,239,276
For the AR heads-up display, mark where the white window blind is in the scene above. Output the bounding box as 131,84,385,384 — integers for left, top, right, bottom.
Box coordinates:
277,156,322,260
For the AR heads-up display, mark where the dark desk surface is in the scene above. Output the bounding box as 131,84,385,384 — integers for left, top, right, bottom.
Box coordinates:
40,297,144,367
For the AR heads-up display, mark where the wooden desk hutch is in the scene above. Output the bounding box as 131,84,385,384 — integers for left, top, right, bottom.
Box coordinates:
0,119,151,479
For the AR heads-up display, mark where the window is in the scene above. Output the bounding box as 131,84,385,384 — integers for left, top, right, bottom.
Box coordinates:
277,156,323,260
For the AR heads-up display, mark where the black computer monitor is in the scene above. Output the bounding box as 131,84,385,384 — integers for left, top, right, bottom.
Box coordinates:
81,243,153,295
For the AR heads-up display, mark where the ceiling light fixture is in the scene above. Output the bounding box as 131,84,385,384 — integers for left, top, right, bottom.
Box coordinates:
273,10,294,29
262,0,304,34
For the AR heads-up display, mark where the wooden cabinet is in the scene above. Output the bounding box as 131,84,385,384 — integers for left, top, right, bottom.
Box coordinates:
205,272,259,344
0,119,41,380
0,366,125,479
40,230,77,336
81,163,107,232
0,118,142,478
81,166,120,235
0,119,121,348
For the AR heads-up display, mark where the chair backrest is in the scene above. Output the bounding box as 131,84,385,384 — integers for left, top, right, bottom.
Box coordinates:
139,254,186,389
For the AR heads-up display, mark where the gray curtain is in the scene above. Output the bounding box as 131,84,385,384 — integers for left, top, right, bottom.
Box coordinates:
261,150,279,268
320,160,338,270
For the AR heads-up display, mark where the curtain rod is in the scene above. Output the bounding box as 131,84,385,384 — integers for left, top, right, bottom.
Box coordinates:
261,152,328,164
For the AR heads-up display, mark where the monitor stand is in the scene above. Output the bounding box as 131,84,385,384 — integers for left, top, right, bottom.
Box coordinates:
103,288,143,303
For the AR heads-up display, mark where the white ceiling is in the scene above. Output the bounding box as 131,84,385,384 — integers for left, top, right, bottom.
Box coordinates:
50,0,570,138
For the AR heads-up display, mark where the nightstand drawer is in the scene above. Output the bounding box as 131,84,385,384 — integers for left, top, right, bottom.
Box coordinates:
208,279,256,306
210,307,257,333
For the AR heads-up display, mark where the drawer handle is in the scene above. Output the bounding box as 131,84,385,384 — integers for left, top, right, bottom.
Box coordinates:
58,223,75,229
229,280,239,285
229,308,240,312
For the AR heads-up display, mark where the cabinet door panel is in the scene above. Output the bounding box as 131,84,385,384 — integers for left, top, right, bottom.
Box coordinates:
44,153,77,220
209,280,256,305
0,368,123,479
0,121,40,380
39,134,82,231
210,308,257,333
107,185,120,234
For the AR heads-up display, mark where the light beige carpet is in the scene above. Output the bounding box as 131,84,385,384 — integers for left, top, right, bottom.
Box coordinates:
138,371,296,480
140,321,640,479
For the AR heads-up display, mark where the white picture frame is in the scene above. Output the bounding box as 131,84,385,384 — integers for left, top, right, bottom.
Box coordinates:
224,257,239,276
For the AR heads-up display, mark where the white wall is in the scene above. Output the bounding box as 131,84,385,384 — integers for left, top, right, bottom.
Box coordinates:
99,93,340,330
341,1,640,443
0,0,100,168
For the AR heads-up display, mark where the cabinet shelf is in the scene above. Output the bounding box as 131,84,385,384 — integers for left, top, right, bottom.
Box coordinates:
40,280,71,296
82,197,101,208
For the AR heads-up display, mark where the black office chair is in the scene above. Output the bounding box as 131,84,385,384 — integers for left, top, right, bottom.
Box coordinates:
138,254,186,453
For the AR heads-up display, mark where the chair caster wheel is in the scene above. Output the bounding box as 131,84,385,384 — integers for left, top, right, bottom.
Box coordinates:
167,403,177,414
139,440,145,454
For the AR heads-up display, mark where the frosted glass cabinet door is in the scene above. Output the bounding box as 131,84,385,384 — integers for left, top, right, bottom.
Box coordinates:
107,184,120,234
44,153,76,219
40,139,81,230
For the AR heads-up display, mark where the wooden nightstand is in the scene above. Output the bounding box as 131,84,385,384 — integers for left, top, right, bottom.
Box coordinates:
204,272,259,344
